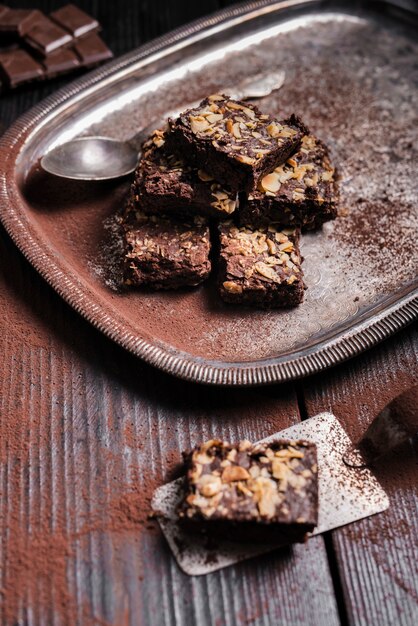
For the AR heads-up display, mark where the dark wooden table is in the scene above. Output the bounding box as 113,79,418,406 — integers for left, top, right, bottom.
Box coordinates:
1,1,417,625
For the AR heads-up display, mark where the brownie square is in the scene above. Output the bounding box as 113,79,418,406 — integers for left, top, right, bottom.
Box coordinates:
218,221,304,308
167,94,306,192
122,199,211,290
178,438,318,543
240,134,339,230
134,128,238,219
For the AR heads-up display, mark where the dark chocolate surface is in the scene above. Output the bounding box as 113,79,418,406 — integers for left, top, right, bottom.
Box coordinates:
134,128,237,219
218,221,304,307
0,47,44,87
41,46,80,75
24,13,72,55
0,7,42,36
167,94,306,191
240,134,339,230
0,5,112,91
50,3,99,38
73,32,113,66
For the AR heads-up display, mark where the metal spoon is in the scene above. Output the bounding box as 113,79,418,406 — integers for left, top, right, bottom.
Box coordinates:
343,385,418,468
41,70,286,181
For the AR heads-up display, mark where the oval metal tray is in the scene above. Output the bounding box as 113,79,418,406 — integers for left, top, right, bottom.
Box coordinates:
0,0,417,385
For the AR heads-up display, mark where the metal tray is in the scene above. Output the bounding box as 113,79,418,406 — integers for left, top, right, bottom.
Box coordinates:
0,0,417,385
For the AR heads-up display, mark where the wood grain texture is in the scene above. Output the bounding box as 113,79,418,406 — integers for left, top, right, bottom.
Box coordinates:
0,0,417,625
0,226,340,625
0,3,339,625
303,324,418,626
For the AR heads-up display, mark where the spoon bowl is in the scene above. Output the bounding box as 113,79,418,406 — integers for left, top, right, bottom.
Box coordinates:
41,136,139,181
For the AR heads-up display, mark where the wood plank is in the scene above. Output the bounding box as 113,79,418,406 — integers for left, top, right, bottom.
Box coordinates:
303,324,418,626
0,236,340,624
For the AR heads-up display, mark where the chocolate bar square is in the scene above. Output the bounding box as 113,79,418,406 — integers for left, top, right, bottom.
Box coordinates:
24,14,72,55
0,47,43,87
73,33,112,66
50,4,99,38
0,8,42,36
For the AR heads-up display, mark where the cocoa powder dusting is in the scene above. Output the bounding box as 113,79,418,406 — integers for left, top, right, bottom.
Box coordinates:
0,391,157,626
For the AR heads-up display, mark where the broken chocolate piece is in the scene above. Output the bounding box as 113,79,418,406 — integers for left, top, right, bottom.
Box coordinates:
24,14,72,55
0,47,43,87
50,3,99,38
73,32,113,66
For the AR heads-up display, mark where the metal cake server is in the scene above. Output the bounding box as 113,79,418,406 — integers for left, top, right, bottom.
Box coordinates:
343,386,418,468
40,69,285,181
151,413,389,576
152,388,417,576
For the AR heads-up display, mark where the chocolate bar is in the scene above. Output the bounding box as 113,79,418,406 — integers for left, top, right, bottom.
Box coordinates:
73,32,112,66
0,4,112,92
178,438,318,543
0,47,43,87
0,7,42,37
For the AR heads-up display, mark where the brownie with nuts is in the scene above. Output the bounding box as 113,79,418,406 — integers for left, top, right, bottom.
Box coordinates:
239,134,339,230
134,128,238,219
167,94,307,192
218,221,304,307
122,199,211,289
178,438,318,544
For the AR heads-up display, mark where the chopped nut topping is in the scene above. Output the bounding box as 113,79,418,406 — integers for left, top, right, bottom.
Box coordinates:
261,173,281,193
197,474,223,497
181,439,317,524
255,262,281,283
190,115,210,133
235,154,256,165
223,281,243,294
174,95,302,170
221,465,251,482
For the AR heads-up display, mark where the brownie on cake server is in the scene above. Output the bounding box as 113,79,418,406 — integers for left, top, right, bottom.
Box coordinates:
218,221,304,308
134,128,238,219
167,94,307,192
178,438,318,544
122,199,211,290
240,134,339,230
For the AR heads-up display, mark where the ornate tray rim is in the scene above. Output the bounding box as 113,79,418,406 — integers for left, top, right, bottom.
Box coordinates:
0,0,417,386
